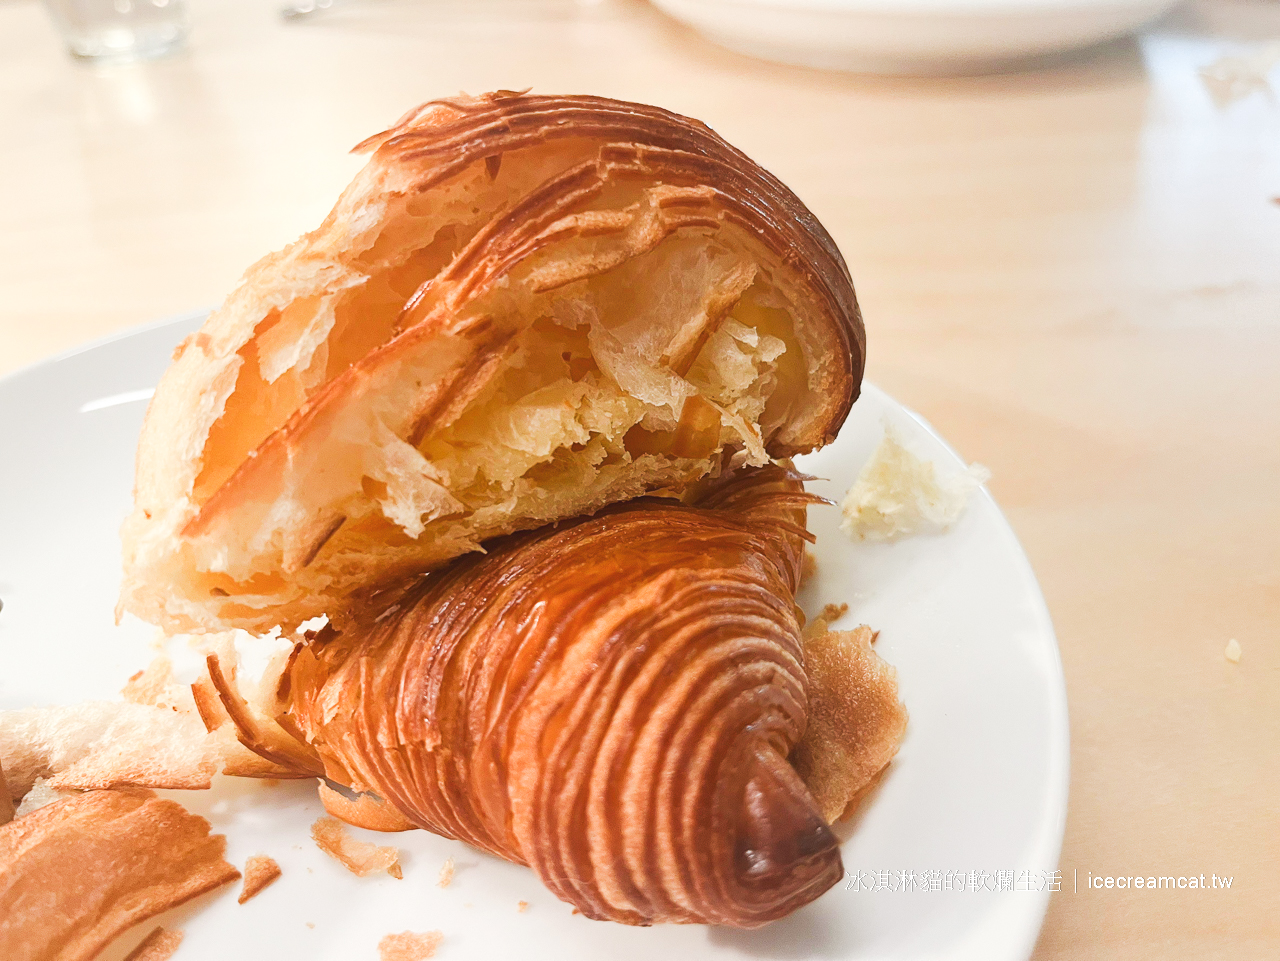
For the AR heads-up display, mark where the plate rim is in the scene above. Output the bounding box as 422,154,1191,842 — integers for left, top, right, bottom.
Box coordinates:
0,307,214,392
870,380,1071,960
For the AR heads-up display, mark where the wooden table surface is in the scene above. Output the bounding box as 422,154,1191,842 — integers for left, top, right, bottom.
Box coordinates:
1,0,1276,955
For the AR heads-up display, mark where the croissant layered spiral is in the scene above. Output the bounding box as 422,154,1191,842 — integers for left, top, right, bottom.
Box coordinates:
121,91,863,635
258,465,841,926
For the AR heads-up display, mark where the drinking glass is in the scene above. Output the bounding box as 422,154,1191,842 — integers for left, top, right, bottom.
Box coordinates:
43,0,189,63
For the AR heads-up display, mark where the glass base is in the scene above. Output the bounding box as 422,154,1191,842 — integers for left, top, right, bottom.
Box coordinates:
66,21,187,64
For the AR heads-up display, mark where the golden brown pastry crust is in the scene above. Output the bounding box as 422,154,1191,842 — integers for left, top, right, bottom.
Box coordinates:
120,91,863,635
211,464,841,927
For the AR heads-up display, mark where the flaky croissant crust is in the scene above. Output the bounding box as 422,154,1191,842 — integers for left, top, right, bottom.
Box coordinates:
121,91,864,635
217,465,842,927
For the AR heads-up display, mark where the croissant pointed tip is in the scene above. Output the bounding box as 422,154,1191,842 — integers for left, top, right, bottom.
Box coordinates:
733,746,843,910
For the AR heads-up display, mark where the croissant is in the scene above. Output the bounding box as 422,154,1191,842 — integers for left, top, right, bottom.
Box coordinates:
206,464,842,926
120,91,864,635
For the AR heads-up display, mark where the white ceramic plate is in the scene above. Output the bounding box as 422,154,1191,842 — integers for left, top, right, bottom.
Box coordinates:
650,0,1180,74
0,314,1068,961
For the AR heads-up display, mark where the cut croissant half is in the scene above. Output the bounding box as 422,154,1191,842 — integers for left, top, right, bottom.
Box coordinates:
120,91,864,634
207,465,862,926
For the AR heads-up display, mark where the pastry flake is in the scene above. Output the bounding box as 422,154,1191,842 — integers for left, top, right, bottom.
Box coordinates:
0,789,239,961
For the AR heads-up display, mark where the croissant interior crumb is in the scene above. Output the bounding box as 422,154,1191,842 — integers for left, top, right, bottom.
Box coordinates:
840,425,990,542
196,232,801,547
420,277,793,511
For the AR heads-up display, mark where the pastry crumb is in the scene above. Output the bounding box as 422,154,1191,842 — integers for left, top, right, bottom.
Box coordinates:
820,602,848,623
238,854,282,903
438,857,455,888
841,425,988,542
517,900,529,912
123,927,183,961
804,602,850,641
1225,638,1242,663
311,817,402,878
378,930,443,961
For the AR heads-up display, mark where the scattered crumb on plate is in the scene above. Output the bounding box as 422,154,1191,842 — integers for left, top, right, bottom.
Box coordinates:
123,927,183,961
378,930,443,961
311,816,402,878
841,425,989,542
1225,639,1242,663
517,900,529,913
438,857,455,888
238,854,282,903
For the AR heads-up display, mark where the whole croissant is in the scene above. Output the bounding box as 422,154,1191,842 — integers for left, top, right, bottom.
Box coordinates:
121,91,863,635
239,465,841,926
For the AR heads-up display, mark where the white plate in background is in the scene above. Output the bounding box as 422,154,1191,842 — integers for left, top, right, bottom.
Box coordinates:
0,314,1068,960
650,0,1180,74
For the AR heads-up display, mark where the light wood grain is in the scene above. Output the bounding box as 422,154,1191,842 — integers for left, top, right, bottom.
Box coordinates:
1,0,1276,955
